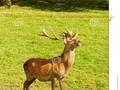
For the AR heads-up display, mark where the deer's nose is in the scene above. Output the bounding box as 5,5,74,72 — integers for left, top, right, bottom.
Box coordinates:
77,40,81,46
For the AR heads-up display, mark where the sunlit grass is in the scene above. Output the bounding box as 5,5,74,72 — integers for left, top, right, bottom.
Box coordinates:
0,5,108,90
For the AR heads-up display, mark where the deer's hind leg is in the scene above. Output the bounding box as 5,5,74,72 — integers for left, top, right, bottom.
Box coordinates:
23,75,36,90
23,68,36,90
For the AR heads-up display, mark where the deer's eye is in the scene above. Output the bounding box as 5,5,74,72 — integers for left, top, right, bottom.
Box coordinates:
78,40,81,43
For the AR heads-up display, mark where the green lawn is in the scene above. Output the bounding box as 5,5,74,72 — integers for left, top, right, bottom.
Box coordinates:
0,5,108,90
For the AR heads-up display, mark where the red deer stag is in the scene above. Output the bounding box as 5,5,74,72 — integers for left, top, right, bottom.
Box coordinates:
23,28,81,90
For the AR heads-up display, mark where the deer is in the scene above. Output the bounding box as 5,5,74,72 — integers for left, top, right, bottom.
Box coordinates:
23,27,81,90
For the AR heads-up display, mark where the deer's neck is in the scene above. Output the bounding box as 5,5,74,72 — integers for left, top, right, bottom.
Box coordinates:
60,47,75,70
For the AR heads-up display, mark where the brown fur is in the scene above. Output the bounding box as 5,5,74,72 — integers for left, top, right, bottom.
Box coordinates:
23,30,81,90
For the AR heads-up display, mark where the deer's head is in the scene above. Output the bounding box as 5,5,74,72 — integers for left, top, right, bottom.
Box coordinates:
38,27,81,51
62,30,81,51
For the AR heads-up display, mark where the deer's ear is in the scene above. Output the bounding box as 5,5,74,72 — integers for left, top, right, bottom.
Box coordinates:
64,39,67,44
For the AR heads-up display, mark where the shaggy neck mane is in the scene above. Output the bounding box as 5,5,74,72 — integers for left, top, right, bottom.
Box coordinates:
60,46,75,70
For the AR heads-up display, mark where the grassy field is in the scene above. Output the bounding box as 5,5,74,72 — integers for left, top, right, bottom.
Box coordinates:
0,5,108,90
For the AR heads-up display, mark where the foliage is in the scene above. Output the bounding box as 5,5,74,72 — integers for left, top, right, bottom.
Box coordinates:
11,0,109,11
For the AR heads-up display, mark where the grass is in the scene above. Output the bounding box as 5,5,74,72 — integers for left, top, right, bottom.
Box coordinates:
0,5,108,90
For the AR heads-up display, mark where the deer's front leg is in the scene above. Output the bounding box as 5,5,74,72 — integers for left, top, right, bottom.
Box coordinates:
59,77,64,90
51,79,56,90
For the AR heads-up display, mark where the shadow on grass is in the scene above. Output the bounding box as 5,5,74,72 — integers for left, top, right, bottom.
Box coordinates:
13,0,108,12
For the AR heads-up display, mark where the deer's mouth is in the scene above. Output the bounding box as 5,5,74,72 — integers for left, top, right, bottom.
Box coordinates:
77,43,81,46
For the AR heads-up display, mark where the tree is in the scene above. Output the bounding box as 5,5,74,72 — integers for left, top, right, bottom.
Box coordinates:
0,0,11,8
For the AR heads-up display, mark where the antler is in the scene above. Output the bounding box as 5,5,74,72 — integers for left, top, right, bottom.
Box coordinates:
38,27,78,41
61,27,72,40
63,28,78,40
65,27,72,37
70,30,78,40
38,27,63,40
